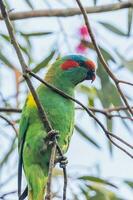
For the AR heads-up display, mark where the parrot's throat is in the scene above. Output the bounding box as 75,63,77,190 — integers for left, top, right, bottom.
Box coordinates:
45,73,75,95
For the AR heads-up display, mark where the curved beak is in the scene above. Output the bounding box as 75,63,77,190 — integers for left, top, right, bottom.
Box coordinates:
86,70,96,83
91,73,96,83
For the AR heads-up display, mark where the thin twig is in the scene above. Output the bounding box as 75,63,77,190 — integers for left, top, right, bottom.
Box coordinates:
56,144,67,200
45,142,57,200
118,80,133,86
76,107,133,121
0,108,22,113
0,1,133,20
0,114,18,136
63,168,67,200
0,190,17,199
106,106,133,113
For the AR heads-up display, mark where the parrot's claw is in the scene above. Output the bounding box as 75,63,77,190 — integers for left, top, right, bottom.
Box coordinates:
55,156,68,168
60,156,68,168
45,129,59,145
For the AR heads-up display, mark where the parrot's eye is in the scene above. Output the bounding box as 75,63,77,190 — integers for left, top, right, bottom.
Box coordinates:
85,60,96,71
61,60,79,70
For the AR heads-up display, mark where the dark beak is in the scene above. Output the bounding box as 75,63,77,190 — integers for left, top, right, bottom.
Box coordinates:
91,74,96,83
86,70,96,83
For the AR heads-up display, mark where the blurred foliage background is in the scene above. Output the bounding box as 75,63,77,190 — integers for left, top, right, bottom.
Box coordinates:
0,0,133,199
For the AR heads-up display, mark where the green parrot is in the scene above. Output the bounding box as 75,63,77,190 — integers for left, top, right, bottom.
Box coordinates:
18,54,96,200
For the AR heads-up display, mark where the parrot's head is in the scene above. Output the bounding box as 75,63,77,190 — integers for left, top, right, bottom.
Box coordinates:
47,54,96,87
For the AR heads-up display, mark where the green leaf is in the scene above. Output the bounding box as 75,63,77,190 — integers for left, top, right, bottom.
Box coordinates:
122,59,133,72
0,51,16,71
24,0,34,9
0,34,10,42
124,180,133,190
32,50,55,73
20,31,52,37
80,186,90,200
79,85,97,98
79,176,118,189
107,119,113,156
127,8,133,36
97,84,121,108
99,22,127,36
100,47,116,63
88,98,94,107
97,60,121,108
93,0,98,5
19,44,32,64
115,51,133,72
75,125,101,149
89,194,106,200
88,185,121,200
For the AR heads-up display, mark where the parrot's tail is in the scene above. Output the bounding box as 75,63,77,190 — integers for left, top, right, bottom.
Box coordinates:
26,164,48,200
28,188,45,200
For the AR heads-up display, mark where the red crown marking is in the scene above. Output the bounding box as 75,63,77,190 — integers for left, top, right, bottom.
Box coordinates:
61,60,79,70
85,60,96,70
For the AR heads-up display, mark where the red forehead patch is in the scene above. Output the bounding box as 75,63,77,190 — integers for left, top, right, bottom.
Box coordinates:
61,60,79,70
85,60,96,70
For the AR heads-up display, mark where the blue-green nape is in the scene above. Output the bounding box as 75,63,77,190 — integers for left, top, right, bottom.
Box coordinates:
62,54,88,63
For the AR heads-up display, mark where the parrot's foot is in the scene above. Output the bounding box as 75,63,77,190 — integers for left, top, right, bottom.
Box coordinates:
45,129,59,145
55,156,68,168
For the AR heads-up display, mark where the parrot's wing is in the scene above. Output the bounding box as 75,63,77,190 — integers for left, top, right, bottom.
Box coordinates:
18,106,29,198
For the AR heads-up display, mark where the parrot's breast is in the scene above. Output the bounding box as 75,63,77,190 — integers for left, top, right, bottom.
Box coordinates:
26,84,75,153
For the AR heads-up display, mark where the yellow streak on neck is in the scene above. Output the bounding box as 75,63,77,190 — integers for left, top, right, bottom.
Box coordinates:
27,93,36,107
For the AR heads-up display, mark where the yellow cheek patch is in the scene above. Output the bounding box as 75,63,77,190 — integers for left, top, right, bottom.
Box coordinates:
27,93,36,107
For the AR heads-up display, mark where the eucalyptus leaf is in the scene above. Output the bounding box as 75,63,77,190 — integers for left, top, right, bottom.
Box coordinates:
124,180,133,189
115,51,133,72
24,0,34,9
122,59,133,72
19,44,32,64
100,48,116,63
0,34,10,42
32,50,55,73
93,0,98,5
80,186,90,200
97,59,121,108
79,176,117,188
99,22,126,36
107,119,113,156
20,32,52,37
88,185,121,200
0,51,16,71
127,8,133,36
75,125,101,149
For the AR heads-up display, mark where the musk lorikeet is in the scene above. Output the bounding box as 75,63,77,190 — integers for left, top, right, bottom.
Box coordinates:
18,54,96,200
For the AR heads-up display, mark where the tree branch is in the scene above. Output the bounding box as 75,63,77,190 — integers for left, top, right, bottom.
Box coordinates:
76,107,133,121
0,1,133,20
0,105,132,114
45,141,57,200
